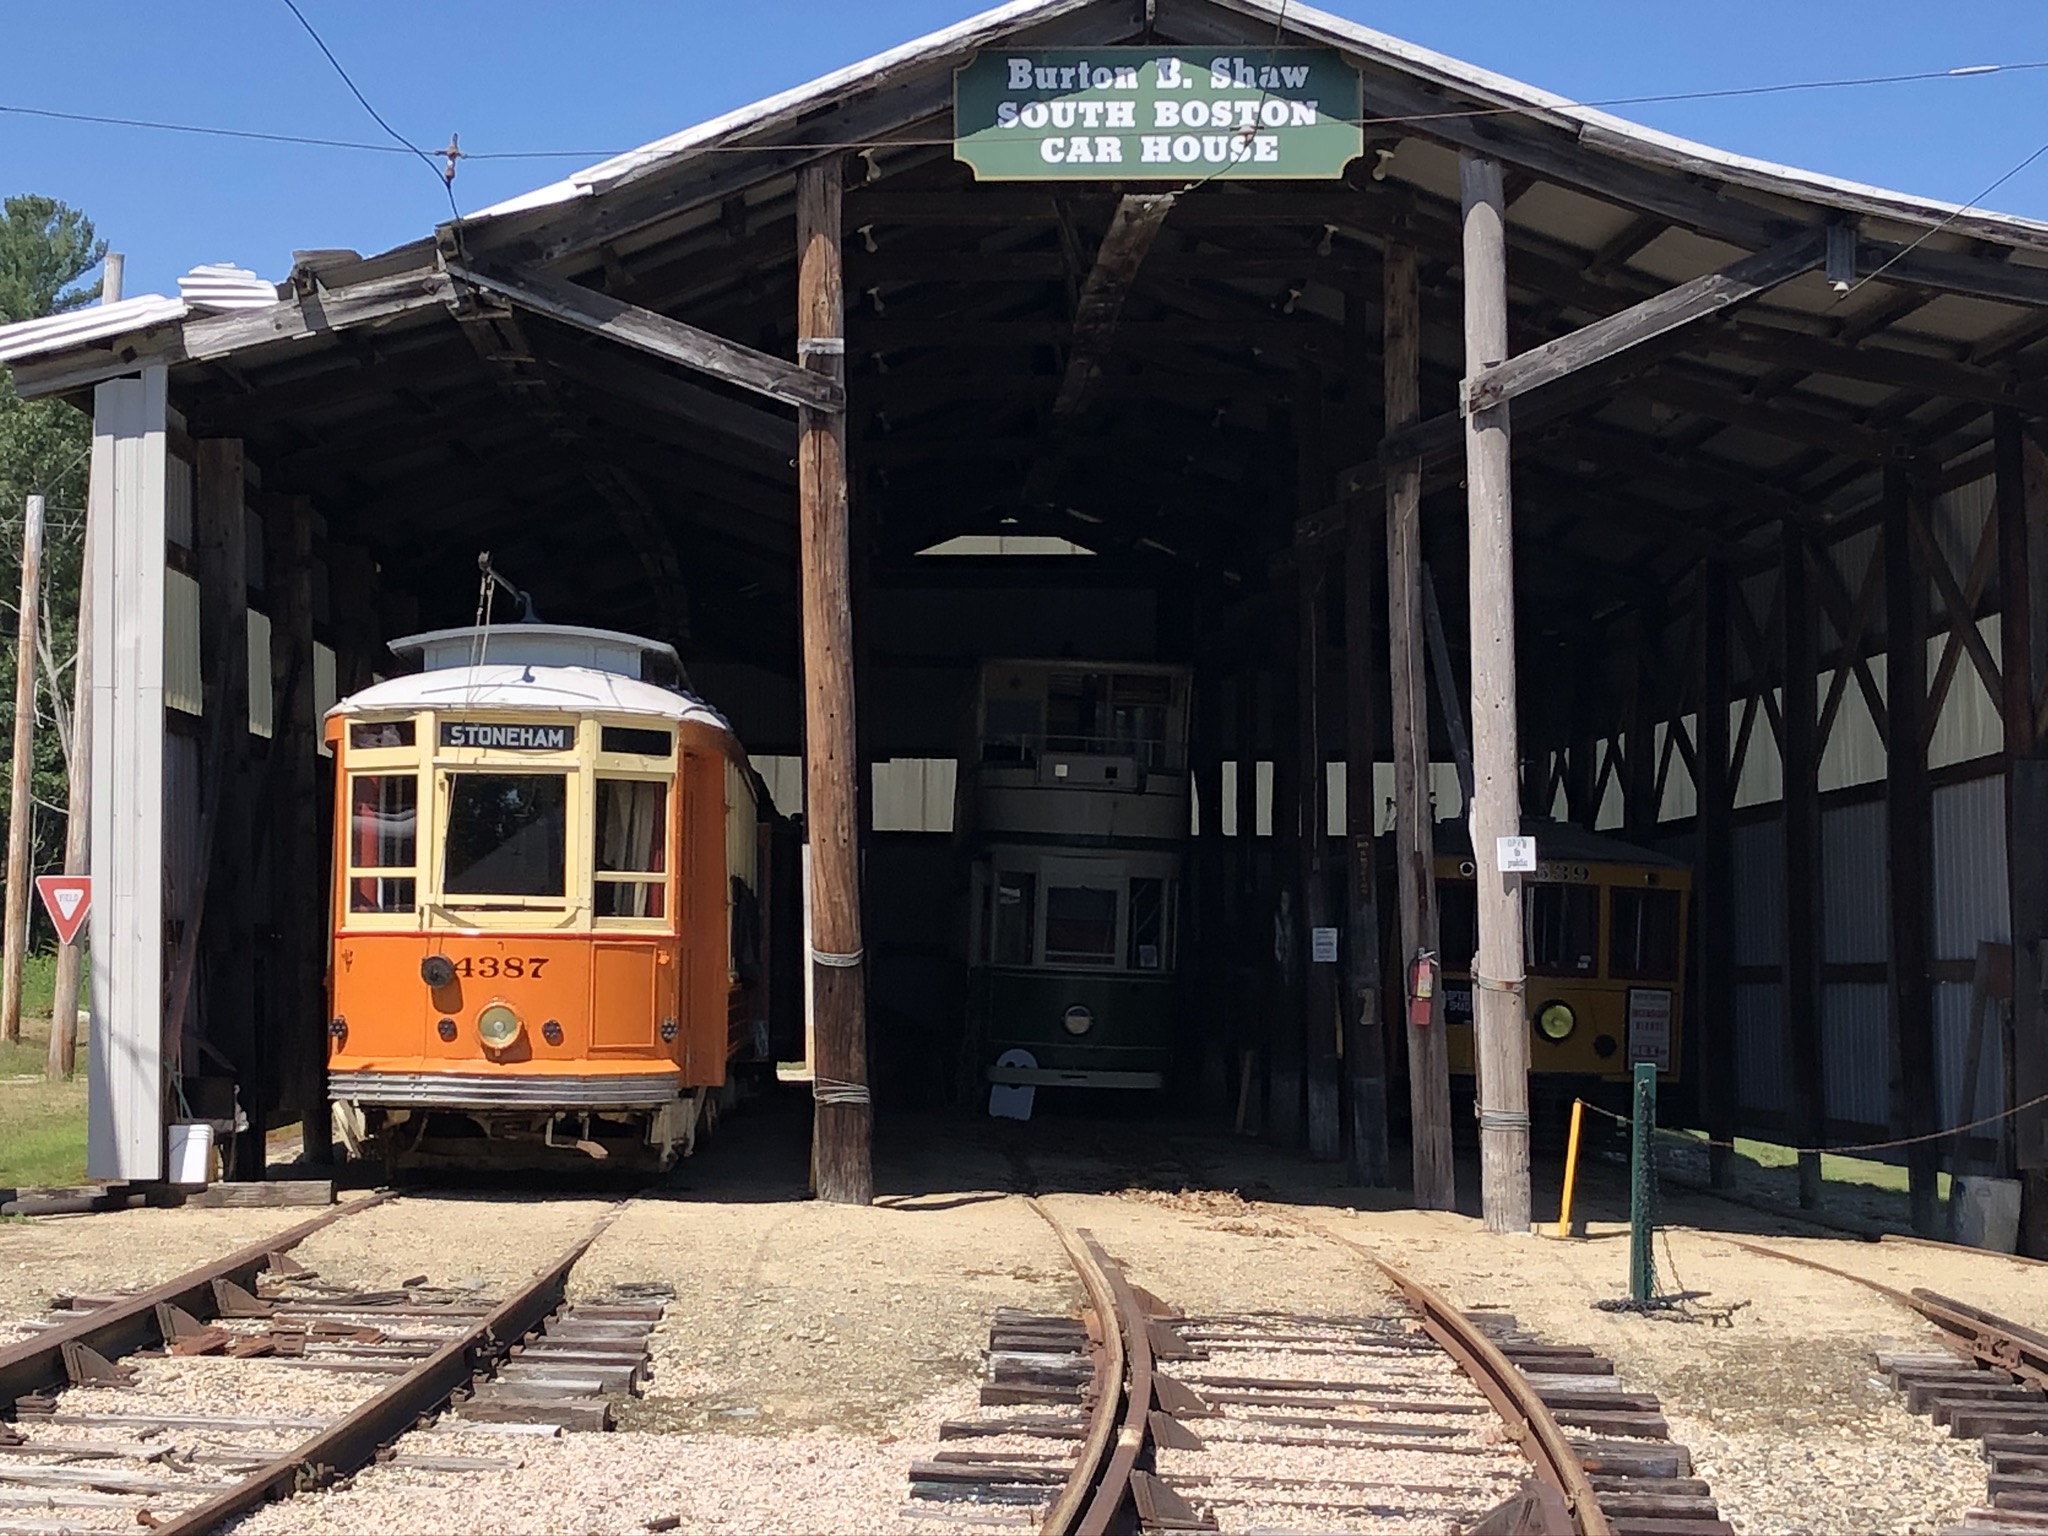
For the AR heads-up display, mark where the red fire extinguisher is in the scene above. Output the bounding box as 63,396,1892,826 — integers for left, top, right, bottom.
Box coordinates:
1407,950,1438,1027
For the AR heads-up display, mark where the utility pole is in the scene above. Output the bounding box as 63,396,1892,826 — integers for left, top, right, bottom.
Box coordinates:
1461,153,1532,1235
2,494,45,1042
796,159,872,1205
46,253,117,1080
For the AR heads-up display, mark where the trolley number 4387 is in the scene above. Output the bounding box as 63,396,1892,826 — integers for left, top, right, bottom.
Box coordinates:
449,956,549,979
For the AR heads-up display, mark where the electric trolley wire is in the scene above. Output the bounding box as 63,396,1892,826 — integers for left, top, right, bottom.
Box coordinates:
4,56,2048,167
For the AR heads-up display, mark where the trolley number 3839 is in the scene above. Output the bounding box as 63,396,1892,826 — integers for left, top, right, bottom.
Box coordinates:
448,956,550,979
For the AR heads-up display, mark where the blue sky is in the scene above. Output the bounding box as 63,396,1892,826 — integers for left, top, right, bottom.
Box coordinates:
4,1,2046,298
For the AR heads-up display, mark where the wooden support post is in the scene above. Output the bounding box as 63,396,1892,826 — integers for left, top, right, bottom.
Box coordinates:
1270,559,1305,1148
1996,413,2048,1253
1697,562,1738,1189
1,493,45,1043
195,440,258,1178
46,506,89,1082
1344,285,1389,1187
1298,367,1341,1161
1460,153,1531,1234
1780,524,1825,1209
1882,467,1941,1234
1192,662,1228,1109
797,160,871,1207
1235,658,1262,1131
1384,242,1454,1210
1623,602,1662,841
261,495,325,1159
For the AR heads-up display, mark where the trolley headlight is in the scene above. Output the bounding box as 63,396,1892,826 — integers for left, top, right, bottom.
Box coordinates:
476,1002,524,1051
1062,1005,1094,1037
1535,1000,1577,1043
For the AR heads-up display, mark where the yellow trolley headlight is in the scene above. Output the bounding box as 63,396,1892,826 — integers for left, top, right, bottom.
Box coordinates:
477,1002,524,1051
1535,1000,1577,1043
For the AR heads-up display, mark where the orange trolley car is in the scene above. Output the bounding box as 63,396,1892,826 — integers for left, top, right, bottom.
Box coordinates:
324,625,775,1170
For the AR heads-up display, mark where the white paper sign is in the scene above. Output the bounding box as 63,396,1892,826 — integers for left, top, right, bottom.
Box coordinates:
1627,988,1674,1072
1310,926,1339,963
1496,835,1537,873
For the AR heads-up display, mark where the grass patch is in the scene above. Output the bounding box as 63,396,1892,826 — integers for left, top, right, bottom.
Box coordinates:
0,1013,88,1191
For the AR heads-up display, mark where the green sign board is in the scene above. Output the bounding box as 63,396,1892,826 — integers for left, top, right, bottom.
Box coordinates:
954,47,1363,182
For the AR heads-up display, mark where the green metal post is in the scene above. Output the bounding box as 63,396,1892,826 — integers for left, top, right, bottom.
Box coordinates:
1629,1060,1657,1302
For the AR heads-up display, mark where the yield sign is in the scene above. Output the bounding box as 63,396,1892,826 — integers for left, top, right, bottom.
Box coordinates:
35,875,91,946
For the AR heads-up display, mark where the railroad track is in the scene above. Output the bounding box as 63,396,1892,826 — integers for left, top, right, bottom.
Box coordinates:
0,1192,659,1535
908,1200,1734,1535
1728,1237,2048,1535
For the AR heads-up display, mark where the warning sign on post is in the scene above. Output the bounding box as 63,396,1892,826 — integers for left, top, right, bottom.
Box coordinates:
1627,988,1673,1073
35,875,91,946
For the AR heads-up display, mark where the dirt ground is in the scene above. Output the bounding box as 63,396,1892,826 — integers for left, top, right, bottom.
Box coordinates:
2,1092,2036,1535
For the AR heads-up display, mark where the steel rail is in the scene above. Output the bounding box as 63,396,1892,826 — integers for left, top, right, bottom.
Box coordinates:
1026,1200,1139,1536
0,1190,393,1409
1075,1230,1154,1536
1725,1236,2048,1387
150,1207,622,1536
1295,1218,1613,1536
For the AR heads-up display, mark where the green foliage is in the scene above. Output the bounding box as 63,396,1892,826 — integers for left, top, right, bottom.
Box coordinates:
0,197,101,939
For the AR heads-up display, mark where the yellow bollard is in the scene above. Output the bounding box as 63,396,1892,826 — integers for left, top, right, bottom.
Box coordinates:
1555,1098,1586,1239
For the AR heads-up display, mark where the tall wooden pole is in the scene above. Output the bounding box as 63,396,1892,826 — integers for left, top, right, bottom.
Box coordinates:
1883,467,1939,1234
1,493,45,1042
797,160,871,1206
1460,153,1531,1234
1343,281,1389,1188
1384,243,1454,1209
1697,562,1737,1187
1297,365,1341,1161
1780,524,1825,1209
49,255,118,1077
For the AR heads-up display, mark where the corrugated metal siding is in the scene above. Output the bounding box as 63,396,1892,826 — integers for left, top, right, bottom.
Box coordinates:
164,569,201,716
1732,817,1785,966
247,609,273,739
1932,775,2009,958
1736,983,1786,1115
1935,979,2007,1124
872,757,957,833
754,754,804,818
1732,695,1783,808
165,455,193,549
1659,716,1697,823
1928,621,2004,770
1818,652,1887,791
1932,477,1994,600
1821,983,1891,1126
163,732,202,925
314,644,336,757
1821,799,1886,963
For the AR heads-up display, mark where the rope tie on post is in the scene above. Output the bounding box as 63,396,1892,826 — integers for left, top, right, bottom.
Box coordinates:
811,947,865,968
1476,1107,1530,1133
1471,971,1524,996
812,1078,871,1106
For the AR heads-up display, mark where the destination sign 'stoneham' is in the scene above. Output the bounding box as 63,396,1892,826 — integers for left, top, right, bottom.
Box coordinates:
439,721,574,751
955,49,1363,181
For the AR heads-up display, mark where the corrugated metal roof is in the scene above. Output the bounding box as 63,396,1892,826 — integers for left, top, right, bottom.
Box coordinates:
0,295,186,363
470,0,2048,249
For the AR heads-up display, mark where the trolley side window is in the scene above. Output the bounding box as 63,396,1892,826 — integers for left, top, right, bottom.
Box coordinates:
1526,883,1599,975
1609,886,1682,981
595,778,668,919
347,774,417,914
443,773,568,902
992,870,1036,965
1045,883,1118,966
1128,876,1167,971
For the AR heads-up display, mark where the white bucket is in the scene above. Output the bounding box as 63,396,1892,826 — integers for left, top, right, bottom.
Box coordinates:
167,1122,214,1186
1952,1175,2022,1254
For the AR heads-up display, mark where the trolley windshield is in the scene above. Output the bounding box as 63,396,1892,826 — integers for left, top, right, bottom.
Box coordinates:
442,772,568,902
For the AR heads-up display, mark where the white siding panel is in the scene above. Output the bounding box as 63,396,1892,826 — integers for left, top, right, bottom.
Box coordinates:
246,609,272,739
1732,817,1784,967
872,757,957,833
1818,653,1887,792
1732,695,1783,808
1821,799,1887,964
1934,978,2007,1126
754,753,804,818
1736,983,1786,1115
1931,775,2009,960
1821,983,1891,1127
313,643,336,757
1928,619,2004,770
164,569,201,716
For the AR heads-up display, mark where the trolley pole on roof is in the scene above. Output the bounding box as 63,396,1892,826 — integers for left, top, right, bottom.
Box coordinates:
1460,153,1533,1235
796,158,872,1206
0,494,45,1043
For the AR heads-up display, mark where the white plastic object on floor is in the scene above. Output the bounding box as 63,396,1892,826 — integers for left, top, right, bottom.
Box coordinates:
988,1050,1037,1121
1951,1174,2021,1253
166,1121,214,1186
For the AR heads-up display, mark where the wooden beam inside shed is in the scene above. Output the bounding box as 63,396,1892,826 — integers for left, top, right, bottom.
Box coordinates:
1779,526,1825,1209
1051,194,1175,416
